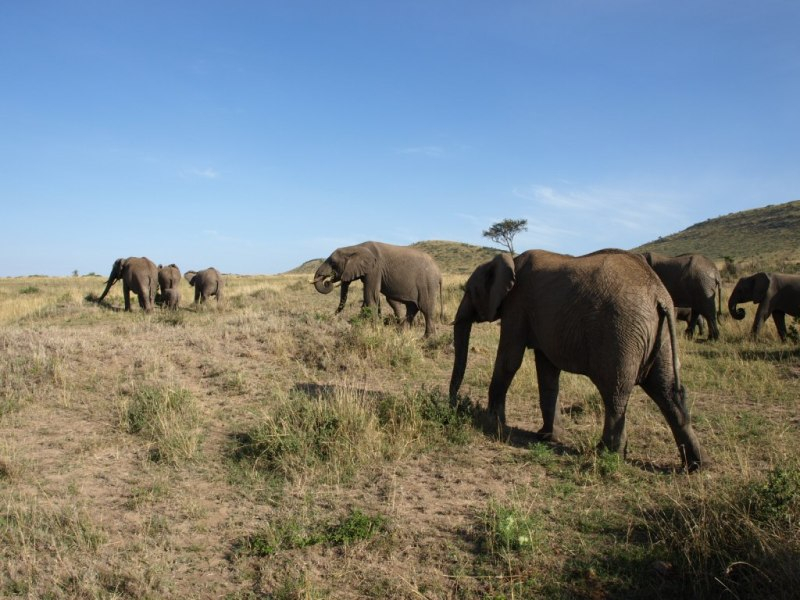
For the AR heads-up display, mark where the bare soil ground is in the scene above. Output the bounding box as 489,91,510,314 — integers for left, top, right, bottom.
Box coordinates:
1,274,799,599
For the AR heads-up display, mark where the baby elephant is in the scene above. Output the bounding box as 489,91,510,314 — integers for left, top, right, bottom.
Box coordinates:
161,287,181,310
674,307,706,338
184,268,224,304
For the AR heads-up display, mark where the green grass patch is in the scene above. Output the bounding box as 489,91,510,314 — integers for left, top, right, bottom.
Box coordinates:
124,386,203,464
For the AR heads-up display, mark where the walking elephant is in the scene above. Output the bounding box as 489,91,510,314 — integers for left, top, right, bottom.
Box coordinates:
449,249,707,471
97,257,158,312
728,272,800,341
641,252,721,341
158,264,181,309
184,268,224,304
312,241,443,337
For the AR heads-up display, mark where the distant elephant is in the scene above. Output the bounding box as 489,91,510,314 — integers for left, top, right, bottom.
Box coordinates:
312,241,443,337
97,257,158,312
675,307,706,338
450,249,707,471
728,272,800,341
641,252,721,341
184,268,224,304
158,264,181,309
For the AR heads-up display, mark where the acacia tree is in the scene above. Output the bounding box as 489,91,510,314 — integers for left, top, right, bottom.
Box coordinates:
482,218,528,255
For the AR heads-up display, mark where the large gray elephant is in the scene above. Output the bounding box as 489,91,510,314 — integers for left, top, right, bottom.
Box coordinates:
312,241,443,337
184,268,224,304
728,272,800,341
97,257,158,312
449,249,707,471
641,252,722,341
158,264,181,310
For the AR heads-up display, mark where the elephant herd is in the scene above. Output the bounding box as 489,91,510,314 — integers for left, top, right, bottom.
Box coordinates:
98,242,800,473
96,257,224,311
313,242,799,473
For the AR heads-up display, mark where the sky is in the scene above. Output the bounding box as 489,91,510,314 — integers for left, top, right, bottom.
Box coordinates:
2,1,799,277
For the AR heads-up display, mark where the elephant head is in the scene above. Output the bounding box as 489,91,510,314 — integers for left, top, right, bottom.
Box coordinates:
98,258,127,301
450,253,516,400
184,271,198,287
312,246,379,312
728,273,770,320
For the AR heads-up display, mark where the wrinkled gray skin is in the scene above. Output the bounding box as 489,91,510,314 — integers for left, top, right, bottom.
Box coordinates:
675,307,706,338
642,252,722,341
312,241,443,337
450,249,707,471
158,264,182,309
728,272,800,341
97,257,157,312
184,268,224,304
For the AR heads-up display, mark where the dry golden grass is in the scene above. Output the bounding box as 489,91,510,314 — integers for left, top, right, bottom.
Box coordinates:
0,273,798,598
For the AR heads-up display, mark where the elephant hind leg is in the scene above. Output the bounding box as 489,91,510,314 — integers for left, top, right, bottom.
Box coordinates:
640,358,706,470
595,381,634,455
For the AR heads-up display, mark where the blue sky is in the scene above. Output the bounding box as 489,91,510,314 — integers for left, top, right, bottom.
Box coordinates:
2,1,798,276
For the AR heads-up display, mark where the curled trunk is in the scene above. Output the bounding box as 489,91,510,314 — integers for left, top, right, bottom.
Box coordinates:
728,292,746,320
314,276,334,294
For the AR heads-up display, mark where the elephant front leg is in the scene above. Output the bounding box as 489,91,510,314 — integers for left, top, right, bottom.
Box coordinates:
533,350,563,443
487,334,525,429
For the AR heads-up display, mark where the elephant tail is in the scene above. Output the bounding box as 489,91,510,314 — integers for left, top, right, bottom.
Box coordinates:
659,299,684,406
716,277,723,318
439,278,444,324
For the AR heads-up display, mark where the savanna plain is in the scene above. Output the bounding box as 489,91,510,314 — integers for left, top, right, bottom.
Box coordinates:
1,267,798,599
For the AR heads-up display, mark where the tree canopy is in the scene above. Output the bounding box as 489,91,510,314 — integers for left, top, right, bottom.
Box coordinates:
482,218,528,255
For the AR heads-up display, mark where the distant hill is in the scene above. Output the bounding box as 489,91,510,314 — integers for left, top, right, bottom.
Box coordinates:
634,200,800,271
290,200,800,275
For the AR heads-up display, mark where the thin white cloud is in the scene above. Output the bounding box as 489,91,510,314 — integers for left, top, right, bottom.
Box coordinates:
183,167,220,180
510,182,691,254
397,145,445,158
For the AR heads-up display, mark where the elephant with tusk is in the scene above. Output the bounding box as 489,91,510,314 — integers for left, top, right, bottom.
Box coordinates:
312,241,443,337
97,257,158,312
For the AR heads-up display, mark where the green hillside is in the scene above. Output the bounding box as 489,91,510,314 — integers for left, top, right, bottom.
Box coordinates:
634,199,800,271
291,200,800,275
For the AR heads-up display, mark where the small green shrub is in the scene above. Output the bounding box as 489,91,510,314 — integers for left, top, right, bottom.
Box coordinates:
19,286,39,295
748,466,800,523
231,508,387,558
480,501,540,559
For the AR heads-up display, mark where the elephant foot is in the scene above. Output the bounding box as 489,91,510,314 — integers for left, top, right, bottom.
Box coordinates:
482,410,507,437
536,426,564,445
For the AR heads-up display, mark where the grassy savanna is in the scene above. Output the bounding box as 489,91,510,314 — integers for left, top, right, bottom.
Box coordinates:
1,266,799,599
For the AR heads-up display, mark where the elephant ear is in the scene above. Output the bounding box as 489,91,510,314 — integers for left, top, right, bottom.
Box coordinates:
466,253,516,322
341,246,377,282
752,272,771,302
184,271,198,286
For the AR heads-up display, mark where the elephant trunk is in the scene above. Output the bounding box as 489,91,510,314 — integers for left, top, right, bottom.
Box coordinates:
312,262,338,295
449,297,476,405
97,277,117,302
313,276,334,294
728,291,746,320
